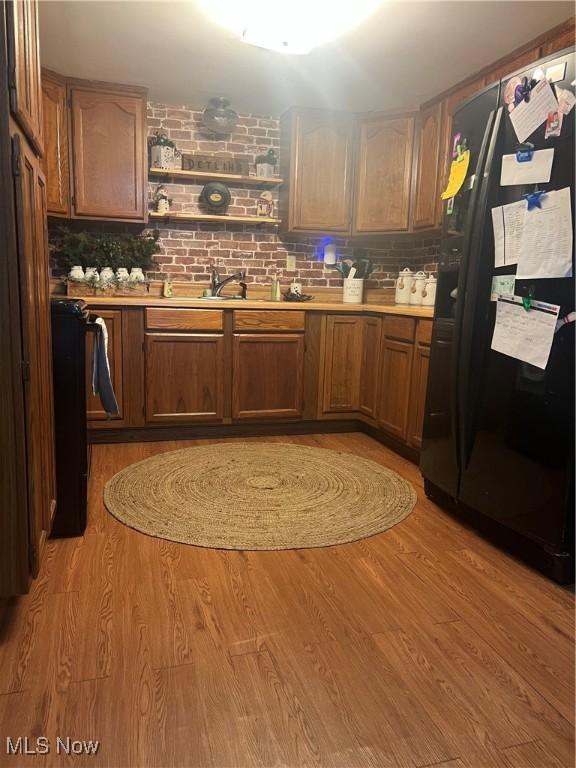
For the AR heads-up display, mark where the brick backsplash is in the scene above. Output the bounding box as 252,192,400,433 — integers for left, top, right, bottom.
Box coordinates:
50,101,441,291
145,102,430,290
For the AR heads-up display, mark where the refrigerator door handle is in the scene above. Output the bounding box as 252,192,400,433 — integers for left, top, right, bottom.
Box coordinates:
457,106,505,472
449,108,498,490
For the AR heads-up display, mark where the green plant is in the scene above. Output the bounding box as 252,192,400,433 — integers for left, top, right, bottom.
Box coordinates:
49,227,161,273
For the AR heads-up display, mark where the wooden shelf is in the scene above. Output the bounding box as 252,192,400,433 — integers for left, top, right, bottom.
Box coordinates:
149,168,283,186
149,212,281,225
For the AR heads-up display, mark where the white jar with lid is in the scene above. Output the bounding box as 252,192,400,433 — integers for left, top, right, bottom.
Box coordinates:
68,265,85,282
130,267,145,283
409,271,427,306
395,268,413,304
100,266,115,285
421,275,437,307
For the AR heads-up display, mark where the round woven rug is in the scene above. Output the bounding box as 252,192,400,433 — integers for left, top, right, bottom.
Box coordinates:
104,443,416,550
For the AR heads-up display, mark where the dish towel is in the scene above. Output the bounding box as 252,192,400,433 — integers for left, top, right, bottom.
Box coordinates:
92,317,119,417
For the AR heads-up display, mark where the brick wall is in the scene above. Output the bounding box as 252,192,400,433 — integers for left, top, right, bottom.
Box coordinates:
407,237,441,276
145,102,419,292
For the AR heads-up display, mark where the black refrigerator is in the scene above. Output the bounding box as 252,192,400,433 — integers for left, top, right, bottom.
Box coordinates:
421,49,575,583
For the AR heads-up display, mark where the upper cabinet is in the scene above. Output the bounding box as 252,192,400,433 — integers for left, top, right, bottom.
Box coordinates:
70,86,147,220
41,71,70,216
412,102,444,230
6,0,44,155
41,72,148,222
353,114,414,234
280,108,354,234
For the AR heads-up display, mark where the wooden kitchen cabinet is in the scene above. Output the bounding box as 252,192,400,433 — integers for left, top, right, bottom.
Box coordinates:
407,321,432,449
359,316,382,420
378,337,415,441
85,309,124,422
353,114,414,233
232,334,304,420
6,0,44,156
12,131,55,571
41,70,70,216
70,85,147,221
145,333,224,423
321,315,363,413
280,108,354,234
413,102,444,230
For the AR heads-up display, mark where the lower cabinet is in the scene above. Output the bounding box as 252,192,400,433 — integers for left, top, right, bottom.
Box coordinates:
377,338,415,441
85,308,124,422
232,333,304,420
145,333,225,423
321,315,363,413
407,343,431,449
359,316,382,419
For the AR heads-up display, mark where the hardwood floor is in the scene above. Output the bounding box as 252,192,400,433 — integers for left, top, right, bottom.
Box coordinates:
0,432,573,768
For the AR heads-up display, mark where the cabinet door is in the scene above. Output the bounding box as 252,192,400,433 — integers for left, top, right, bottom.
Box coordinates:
541,21,575,56
41,71,70,216
322,315,363,413
378,338,414,441
12,133,55,572
6,0,43,155
70,87,146,220
359,317,382,419
413,102,443,230
85,309,124,422
436,77,484,224
354,115,415,233
407,343,431,450
288,110,353,232
233,334,304,420
145,333,224,423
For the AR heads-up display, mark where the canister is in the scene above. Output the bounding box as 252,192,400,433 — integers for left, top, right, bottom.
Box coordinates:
409,271,427,306
421,275,437,307
395,268,413,304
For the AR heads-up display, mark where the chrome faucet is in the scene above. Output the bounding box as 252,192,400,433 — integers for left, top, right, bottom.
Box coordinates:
210,269,247,298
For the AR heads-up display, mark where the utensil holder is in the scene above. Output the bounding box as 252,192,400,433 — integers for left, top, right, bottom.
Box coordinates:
343,278,364,304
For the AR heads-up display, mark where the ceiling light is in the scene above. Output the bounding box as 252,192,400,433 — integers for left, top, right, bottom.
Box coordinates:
197,0,383,55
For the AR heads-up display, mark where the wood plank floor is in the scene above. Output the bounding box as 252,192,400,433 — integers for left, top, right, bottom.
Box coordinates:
0,432,573,768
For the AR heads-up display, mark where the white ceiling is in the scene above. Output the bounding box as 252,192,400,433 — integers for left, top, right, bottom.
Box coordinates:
39,1,573,115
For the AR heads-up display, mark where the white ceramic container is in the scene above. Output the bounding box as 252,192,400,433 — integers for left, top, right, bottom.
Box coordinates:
130,267,145,283
100,266,115,285
394,268,413,304
68,265,85,281
343,278,364,304
409,271,427,306
421,275,437,307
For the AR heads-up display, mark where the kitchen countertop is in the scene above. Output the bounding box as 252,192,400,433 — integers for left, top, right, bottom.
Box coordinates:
65,294,434,318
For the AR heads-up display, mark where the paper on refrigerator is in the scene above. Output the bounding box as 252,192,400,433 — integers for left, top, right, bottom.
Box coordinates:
500,148,554,186
491,200,525,267
515,187,573,279
508,79,560,143
491,188,573,277
491,296,560,370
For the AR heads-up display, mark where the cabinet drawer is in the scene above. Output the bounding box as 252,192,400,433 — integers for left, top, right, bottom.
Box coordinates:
233,310,305,332
416,319,433,346
145,308,223,331
384,316,415,342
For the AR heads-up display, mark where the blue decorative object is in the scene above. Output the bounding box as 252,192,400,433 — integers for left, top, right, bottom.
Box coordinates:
523,189,547,211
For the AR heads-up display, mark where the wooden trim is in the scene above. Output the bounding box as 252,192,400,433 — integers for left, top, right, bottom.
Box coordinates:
149,168,283,186
149,211,280,225
88,419,360,444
